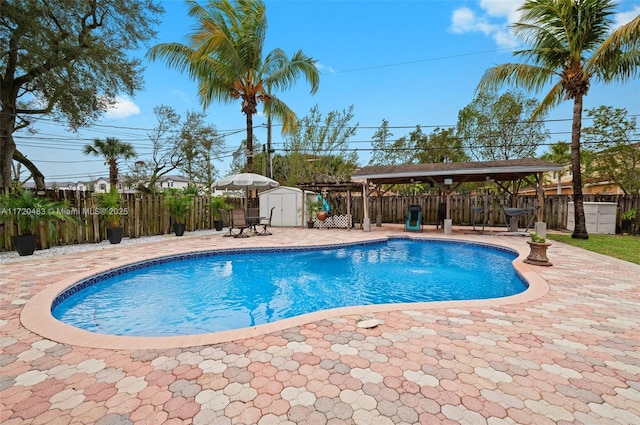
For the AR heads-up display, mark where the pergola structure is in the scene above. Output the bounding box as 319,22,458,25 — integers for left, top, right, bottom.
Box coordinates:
351,158,565,232
297,182,363,227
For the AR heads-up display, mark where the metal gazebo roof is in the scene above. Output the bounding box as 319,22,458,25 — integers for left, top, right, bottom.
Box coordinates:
351,158,564,186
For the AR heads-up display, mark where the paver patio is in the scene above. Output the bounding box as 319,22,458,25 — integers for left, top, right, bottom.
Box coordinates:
1,226,639,424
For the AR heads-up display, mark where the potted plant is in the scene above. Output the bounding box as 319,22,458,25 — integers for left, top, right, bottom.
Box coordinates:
621,208,637,234
0,189,76,255
164,189,193,236
94,188,126,244
524,232,552,267
207,196,231,231
305,198,323,229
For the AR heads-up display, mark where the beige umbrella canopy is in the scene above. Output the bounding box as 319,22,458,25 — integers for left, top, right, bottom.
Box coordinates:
213,173,280,191
213,173,280,211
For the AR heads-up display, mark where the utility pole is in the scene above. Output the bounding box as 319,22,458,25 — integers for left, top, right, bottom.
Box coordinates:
266,114,273,179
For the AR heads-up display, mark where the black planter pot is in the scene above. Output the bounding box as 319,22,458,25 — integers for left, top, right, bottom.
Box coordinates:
214,220,224,231
621,219,632,234
173,223,186,236
13,234,37,256
107,227,124,244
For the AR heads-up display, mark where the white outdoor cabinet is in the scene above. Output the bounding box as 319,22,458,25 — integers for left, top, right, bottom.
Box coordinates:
259,186,317,227
567,202,617,234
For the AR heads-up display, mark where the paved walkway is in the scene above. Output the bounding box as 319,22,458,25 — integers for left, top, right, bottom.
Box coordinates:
1,226,639,424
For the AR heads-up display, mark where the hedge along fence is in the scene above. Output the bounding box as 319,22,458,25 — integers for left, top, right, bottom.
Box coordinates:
1,190,638,252
0,190,242,253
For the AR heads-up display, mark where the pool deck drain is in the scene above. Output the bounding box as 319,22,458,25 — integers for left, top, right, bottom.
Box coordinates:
1,225,639,424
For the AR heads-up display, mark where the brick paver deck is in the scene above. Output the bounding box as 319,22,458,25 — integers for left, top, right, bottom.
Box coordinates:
1,226,638,424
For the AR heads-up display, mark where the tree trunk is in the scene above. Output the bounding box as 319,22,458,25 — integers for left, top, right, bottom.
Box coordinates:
246,111,254,173
570,94,588,239
109,160,118,188
0,108,16,190
13,150,45,190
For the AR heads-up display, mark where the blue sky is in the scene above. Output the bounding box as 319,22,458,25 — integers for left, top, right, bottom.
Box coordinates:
19,0,640,183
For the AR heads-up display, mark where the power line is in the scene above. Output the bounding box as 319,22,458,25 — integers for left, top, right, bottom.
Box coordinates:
326,48,516,74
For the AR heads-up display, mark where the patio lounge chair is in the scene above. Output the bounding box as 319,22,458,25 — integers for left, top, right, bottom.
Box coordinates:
258,207,276,236
501,205,537,232
472,206,487,232
230,208,250,238
219,209,236,237
405,205,423,232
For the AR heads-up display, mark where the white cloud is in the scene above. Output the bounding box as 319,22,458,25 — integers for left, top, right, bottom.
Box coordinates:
614,5,640,28
479,0,522,21
451,7,480,34
315,62,336,75
450,1,524,49
104,96,141,119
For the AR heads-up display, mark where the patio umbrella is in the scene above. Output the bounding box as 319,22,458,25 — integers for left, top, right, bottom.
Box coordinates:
213,173,280,191
213,173,279,211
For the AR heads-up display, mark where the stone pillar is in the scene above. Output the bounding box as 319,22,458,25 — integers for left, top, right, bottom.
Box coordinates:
444,219,452,235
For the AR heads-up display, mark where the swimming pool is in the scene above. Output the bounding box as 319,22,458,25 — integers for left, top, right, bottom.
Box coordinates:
52,238,526,337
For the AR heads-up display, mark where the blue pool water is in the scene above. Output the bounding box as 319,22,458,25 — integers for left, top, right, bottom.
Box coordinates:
52,239,526,336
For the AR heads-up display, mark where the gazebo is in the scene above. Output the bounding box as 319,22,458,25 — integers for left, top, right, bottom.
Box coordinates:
351,158,565,233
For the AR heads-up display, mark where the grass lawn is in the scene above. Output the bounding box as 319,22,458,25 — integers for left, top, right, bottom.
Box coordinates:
546,233,640,265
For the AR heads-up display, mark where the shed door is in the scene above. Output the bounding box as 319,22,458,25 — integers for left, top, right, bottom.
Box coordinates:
281,193,301,226
262,191,303,227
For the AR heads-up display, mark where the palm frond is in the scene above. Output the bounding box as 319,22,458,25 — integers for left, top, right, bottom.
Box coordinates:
265,96,298,134
589,14,640,82
477,62,557,94
532,80,565,119
263,49,319,94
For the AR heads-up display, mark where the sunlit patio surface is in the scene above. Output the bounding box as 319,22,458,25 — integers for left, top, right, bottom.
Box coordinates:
1,224,639,424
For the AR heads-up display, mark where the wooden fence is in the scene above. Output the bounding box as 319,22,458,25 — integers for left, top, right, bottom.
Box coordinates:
354,194,639,231
1,190,638,252
0,190,242,253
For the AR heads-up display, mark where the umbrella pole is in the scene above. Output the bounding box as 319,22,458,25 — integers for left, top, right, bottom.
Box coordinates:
245,186,248,214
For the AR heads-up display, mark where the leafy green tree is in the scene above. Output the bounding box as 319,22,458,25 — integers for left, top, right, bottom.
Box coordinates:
541,141,572,194
413,127,469,164
0,0,162,189
180,111,225,191
477,0,640,239
582,106,639,195
83,138,137,188
147,0,319,174
281,105,358,185
369,119,410,165
457,90,549,161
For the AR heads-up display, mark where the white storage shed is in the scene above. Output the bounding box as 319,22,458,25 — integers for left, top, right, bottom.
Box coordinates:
259,186,317,227
567,202,617,234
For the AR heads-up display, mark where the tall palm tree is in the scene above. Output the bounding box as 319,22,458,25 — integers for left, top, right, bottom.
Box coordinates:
477,0,639,239
147,0,320,174
83,138,137,188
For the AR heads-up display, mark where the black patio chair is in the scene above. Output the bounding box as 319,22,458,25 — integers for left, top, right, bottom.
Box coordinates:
219,209,236,237
258,207,276,236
